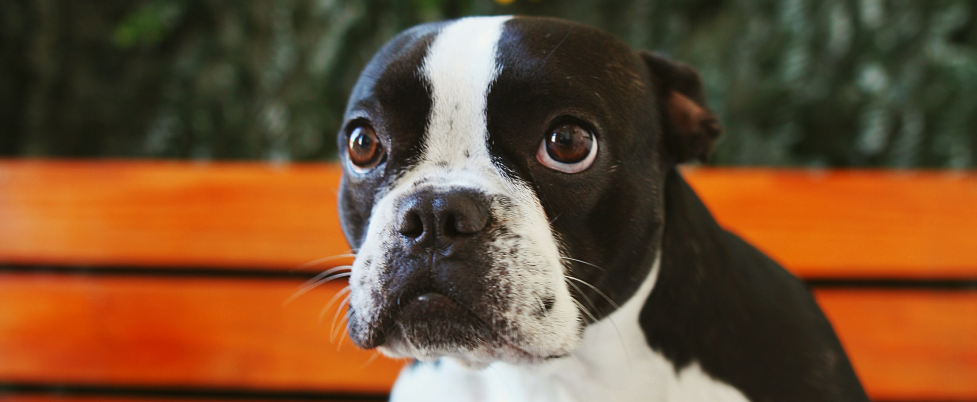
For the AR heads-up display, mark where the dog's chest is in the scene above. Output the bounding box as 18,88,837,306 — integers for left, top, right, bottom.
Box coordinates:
388,258,751,402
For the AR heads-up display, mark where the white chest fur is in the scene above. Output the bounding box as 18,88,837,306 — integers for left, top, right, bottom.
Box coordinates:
389,256,752,402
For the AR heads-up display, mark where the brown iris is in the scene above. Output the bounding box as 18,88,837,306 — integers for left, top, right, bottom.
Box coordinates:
545,124,593,164
347,125,384,170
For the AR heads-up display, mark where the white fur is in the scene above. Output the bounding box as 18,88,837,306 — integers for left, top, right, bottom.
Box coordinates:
419,16,508,171
348,16,582,365
390,254,753,402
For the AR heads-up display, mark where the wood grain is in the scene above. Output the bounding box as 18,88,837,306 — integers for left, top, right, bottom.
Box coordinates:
815,289,977,401
684,168,977,279
0,161,350,270
0,273,402,394
2,161,975,278
1,273,974,400
0,398,375,402
0,399,369,402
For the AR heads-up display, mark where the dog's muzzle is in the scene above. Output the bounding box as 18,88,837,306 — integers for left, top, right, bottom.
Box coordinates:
348,188,513,354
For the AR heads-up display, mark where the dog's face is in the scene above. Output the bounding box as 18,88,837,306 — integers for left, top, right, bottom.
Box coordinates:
337,16,719,366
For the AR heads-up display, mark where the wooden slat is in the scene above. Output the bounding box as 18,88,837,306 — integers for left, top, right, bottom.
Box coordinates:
815,289,977,401
0,398,154,402
0,161,349,270
2,161,976,278
0,273,974,400
685,168,977,278
0,273,403,393
0,399,369,402
0,398,373,402
0,396,375,402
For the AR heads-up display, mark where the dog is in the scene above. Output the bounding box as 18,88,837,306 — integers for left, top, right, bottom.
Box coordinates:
335,16,869,402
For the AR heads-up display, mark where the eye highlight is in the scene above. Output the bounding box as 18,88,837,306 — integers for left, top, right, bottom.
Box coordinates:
536,123,598,173
347,125,385,173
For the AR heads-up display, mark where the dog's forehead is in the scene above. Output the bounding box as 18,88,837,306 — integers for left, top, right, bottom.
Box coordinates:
344,16,650,186
493,17,646,97
347,16,645,127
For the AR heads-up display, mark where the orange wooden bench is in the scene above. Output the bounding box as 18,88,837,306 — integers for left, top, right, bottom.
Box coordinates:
1,160,975,402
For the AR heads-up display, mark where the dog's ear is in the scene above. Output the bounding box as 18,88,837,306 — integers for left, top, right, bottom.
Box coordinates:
639,51,722,163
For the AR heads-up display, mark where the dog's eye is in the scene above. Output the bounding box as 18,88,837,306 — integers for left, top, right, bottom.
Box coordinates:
536,123,598,173
347,125,385,172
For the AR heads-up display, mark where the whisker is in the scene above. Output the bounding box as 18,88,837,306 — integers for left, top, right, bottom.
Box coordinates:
319,286,352,324
560,257,606,271
565,278,631,369
330,294,353,343
361,351,381,368
533,295,546,314
329,297,350,343
283,268,352,306
565,279,604,327
548,213,562,225
335,314,351,351
570,297,598,324
299,265,352,290
564,275,619,309
292,253,356,272
336,324,347,351
564,282,632,367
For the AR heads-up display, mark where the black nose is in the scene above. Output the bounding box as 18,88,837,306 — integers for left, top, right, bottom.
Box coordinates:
396,188,490,249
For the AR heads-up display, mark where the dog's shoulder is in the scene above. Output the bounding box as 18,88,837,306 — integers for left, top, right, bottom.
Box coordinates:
640,169,869,402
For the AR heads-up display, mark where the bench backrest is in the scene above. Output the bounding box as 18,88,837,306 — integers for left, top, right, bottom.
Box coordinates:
1,161,975,401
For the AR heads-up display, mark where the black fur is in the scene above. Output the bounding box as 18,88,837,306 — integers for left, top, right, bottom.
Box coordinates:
646,169,869,401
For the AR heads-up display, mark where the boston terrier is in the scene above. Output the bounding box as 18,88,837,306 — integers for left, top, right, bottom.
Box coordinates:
336,16,869,402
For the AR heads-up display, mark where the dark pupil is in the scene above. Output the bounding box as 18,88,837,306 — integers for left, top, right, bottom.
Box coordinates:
546,124,592,163
349,128,378,165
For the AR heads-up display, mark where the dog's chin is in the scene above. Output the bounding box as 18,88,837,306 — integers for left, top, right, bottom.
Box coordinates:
355,294,576,367
385,292,492,356
378,336,569,369
378,339,555,370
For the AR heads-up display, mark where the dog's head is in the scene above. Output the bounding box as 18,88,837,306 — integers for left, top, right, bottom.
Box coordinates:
337,16,720,366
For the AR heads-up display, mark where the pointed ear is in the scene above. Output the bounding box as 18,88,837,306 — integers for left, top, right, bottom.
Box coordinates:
639,51,722,163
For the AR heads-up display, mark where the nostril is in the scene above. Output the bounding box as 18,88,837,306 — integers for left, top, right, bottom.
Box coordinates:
443,214,460,238
398,210,425,239
444,204,490,237
444,212,489,237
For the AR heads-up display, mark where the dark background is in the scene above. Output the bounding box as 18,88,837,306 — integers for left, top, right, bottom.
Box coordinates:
1,0,974,167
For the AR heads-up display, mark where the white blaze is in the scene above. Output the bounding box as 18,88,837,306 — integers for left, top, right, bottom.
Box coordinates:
420,16,510,170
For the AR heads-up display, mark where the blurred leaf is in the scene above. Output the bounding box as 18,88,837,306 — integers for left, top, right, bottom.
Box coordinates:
112,0,185,48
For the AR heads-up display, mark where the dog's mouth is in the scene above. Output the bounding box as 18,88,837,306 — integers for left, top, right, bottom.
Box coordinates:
347,274,564,364
350,285,574,366
380,301,554,366
381,291,494,355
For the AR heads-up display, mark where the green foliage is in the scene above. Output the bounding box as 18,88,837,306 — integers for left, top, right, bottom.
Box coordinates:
1,0,974,168
112,0,185,48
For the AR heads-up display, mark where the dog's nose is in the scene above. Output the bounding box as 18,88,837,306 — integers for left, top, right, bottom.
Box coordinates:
396,188,490,249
